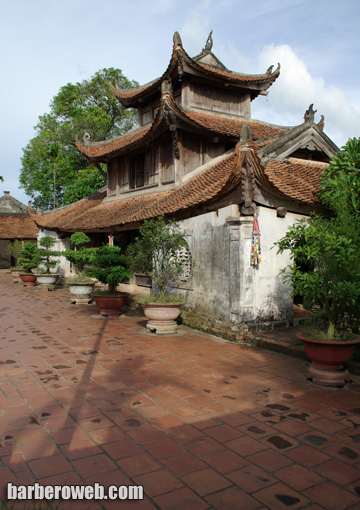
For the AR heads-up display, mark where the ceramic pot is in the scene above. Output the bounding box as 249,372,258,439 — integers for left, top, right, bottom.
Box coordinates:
91,293,128,316
36,274,58,287
68,281,95,304
297,331,360,387
19,274,37,286
142,302,183,335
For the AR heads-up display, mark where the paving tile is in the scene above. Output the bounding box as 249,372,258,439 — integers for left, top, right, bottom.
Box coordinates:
60,438,102,460
162,452,207,476
117,453,162,477
204,449,248,474
144,437,185,459
225,435,267,457
254,482,309,510
205,486,260,510
19,439,60,461
183,435,225,457
314,458,360,485
134,469,184,497
154,487,210,510
250,448,294,472
285,444,332,467
276,463,323,491
72,453,118,478
304,481,359,510
28,454,73,479
203,423,243,442
102,438,145,459
227,464,277,492
181,468,232,496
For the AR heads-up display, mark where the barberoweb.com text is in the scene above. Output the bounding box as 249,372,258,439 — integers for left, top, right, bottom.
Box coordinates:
7,483,144,501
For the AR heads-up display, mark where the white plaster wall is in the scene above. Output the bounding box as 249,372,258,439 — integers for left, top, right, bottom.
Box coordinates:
247,206,305,322
38,229,71,278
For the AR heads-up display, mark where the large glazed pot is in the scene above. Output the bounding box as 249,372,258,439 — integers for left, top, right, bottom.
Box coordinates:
19,273,37,287
142,303,183,335
297,331,360,387
92,293,128,316
68,281,95,304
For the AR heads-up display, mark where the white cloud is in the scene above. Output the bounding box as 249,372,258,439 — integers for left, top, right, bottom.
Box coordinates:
181,0,212,54
252,44,360,147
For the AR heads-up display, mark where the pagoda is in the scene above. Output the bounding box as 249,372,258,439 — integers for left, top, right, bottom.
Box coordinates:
35,32,339,332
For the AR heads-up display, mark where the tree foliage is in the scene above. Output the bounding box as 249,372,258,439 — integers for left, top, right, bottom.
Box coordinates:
20,68,138,209
84,245,131,294
127,216,189,298
275,138,360,339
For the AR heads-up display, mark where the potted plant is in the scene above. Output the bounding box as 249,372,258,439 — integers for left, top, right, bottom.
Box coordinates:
84,244,131,316
63,232,96,304
18,242,40,286
127,216,190,334
275,139,360,386
35,236,60,287
7,240,23,279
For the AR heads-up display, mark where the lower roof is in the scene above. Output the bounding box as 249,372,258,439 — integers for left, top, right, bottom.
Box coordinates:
0,215,39,239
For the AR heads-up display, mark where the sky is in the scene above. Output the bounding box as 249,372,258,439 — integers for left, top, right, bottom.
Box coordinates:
1,0,360,204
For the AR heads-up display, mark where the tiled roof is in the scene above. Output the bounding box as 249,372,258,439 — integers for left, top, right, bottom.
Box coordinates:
76,124,151,159
35,153,240,231
0,215,39,239
187,112,286,142
77,94,285,161
263,158,327,204
113,46,279,105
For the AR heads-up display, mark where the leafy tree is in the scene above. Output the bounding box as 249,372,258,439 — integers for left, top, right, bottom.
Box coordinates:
127,216,189,299
275,138,360,339
63,167,106,205
0,176,3,182
20,68,138,209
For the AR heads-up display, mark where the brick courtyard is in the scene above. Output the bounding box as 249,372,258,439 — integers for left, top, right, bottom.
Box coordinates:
1,272,360,509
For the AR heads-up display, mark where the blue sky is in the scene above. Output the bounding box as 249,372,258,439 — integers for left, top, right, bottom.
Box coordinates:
1,0,359,204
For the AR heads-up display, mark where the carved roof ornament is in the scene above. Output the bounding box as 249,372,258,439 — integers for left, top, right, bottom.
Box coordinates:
203,30,213,53
240,124,252,143
304,104,317,123
173,31,182,48
317,115,325,131
161,77,173,95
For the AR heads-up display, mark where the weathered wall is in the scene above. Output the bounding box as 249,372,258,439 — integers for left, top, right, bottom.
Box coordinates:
167,205,303,325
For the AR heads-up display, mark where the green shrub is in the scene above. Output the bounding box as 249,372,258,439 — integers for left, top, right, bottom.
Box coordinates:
84,245,131,294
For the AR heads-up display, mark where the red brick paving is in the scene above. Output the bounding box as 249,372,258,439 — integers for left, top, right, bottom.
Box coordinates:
1,271,360,509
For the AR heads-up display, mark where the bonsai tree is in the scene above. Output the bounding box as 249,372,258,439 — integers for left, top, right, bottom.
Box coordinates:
126,216,189,301
18,242,40,274
7,240,23,268
64,232,95,281
84,245,131,294
275,138,360,340
36,236,60,274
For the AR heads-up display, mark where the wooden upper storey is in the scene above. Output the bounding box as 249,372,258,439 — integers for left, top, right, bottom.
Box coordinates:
112,32,280,126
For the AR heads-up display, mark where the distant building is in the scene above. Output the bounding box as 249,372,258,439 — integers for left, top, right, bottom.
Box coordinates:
34,32,337,336
0,191,38,268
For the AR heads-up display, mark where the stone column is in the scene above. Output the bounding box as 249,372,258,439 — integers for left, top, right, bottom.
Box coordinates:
239,216,255,321
227,218,241,323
